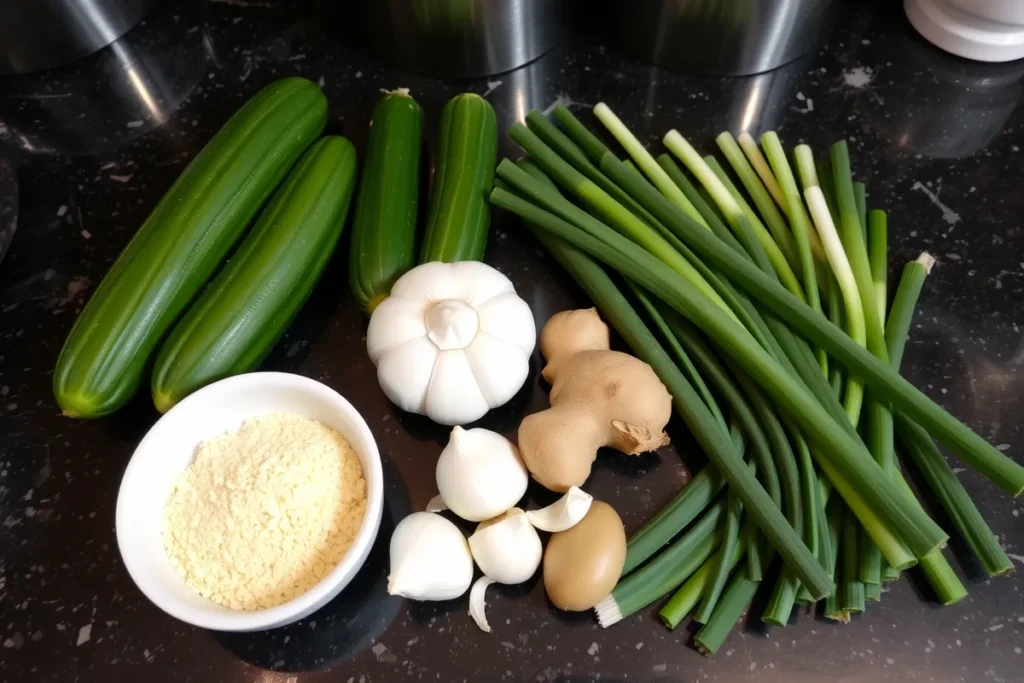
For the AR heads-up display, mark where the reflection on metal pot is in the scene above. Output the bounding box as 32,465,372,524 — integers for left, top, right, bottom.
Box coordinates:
0,0,206,158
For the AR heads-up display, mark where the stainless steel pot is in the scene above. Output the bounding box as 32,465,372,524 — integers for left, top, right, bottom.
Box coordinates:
355,0,562,78
0,0,160,75
610,0,837,76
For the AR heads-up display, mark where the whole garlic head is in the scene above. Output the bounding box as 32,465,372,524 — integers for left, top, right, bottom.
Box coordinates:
367,262,536,426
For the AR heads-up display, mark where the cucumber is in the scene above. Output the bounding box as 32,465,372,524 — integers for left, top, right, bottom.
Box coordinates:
53,78,327,417
419,93,497,263
349,90,424,313
151,136,358,412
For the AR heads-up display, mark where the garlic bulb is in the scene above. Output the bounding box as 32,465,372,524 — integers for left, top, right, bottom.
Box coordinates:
526,486,593,532
366,261,536,426
468,508,542,584
388,512,473,601
436,426,528,522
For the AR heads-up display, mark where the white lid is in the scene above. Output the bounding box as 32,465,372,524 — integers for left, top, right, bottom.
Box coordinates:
906,0,1024,62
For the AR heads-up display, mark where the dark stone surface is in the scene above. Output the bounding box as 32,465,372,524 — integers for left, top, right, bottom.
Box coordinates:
0,1,1021,682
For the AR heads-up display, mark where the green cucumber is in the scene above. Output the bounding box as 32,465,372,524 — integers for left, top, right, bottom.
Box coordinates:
349,90,424,313
419,93,497,263
151,136,358,412
54,78,327,417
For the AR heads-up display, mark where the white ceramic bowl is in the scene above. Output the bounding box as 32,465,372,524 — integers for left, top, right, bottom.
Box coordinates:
115,372,384,632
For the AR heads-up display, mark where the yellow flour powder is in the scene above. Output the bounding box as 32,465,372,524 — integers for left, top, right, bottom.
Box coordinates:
162,413,367,610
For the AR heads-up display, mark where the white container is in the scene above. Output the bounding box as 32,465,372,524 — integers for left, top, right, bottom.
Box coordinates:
115,372,384,632
906,0,1024,62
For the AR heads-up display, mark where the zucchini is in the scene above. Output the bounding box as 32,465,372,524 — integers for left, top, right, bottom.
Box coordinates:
54,77,327,417
151,136,358,412
419,93,497,263
349,90,424,313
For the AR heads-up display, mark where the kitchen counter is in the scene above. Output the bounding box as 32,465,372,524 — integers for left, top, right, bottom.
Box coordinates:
0,1,1022,681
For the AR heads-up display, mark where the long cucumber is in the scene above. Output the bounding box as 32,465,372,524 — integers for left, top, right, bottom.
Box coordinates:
349,90,424,313
419,93,497,262
53,78,327,417
151,137,358,412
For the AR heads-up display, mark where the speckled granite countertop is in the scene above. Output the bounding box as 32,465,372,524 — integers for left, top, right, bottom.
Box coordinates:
0,1,1022,682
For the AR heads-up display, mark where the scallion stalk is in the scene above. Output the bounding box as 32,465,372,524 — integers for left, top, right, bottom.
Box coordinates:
840,505,866,614
737,132,786,212
507,123,742,325
525,111,663,231
694,573,760,655
868,210,888,328
804,187,867,425
854,182,868,238
660,536,747,628
885,253,1013,576
892,468,968,605
761,132,827,375
717,132,800,271
593,103,708,227
662,131,805,300
550,105,615,165
695,491,743,623
597,501,726,626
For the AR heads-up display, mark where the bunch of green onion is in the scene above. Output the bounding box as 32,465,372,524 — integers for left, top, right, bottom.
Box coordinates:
489,104,1021,655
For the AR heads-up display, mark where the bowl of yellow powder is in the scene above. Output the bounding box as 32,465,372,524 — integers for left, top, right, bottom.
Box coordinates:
115,372,384,631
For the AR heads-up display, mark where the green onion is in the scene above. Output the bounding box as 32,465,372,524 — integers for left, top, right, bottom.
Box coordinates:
660,536,747,628
868,210,888,328
594,103,708,227
507,123,741,325
596,501,726,626
893,468,968,605
717,132,799,271
662,131,805,300
761,132,826,375
524,111,662,231
854,182,868,241
550,105,615,164
884,253,1011,577
896,416,1014,576
865,580,882,602
594,150,1023,497
823,494,847,621
840,505,866,614
694,572,760,654
737,132,786,212
491,180,835,597
804,187,866,425
695,491,743,623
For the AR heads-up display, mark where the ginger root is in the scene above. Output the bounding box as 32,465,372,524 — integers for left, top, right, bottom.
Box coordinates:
519,308,672,492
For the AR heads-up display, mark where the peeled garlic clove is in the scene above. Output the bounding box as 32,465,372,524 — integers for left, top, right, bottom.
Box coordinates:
436,427,528,522
468,508,542,585
526,486,594,532
425,494,448,513
388,512,473,601
469,576,496,633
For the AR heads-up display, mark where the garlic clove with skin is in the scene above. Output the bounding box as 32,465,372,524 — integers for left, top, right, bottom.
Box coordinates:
469,577,496,633
468,508,542,585
436,427,528,522
526,486,594,532
388,512,473,601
